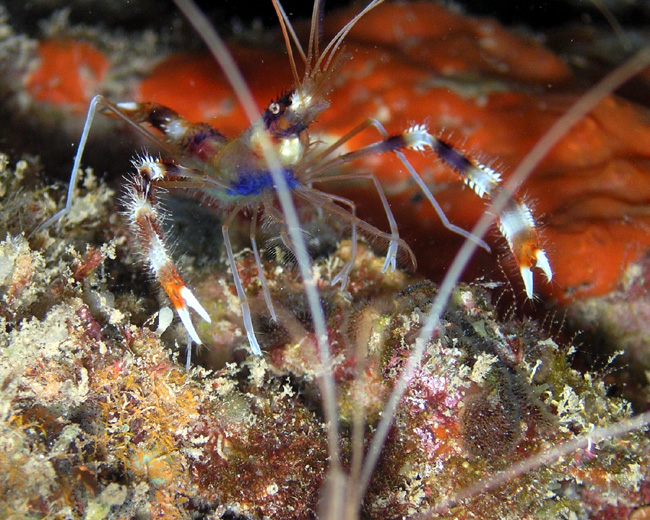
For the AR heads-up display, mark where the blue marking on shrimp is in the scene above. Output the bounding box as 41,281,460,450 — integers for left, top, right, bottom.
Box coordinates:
226,169,299,196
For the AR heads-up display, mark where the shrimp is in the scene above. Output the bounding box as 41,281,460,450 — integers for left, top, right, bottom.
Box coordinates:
48,0,551,359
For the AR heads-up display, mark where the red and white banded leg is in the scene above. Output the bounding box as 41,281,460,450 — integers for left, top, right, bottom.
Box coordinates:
123,155,211,343
401,124,553,297
306,120,552,297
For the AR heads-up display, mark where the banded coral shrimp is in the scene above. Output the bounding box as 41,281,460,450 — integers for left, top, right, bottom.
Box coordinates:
25,0,650,519
44,0,558,360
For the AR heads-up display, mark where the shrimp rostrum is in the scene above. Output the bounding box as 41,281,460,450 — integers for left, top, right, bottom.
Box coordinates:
51,0,552,356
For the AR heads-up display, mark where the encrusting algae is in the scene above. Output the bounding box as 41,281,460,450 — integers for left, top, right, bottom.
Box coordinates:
0,154,648,519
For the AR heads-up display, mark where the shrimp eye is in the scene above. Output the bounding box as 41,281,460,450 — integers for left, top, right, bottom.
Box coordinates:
263,91,295,133
269,92,291,114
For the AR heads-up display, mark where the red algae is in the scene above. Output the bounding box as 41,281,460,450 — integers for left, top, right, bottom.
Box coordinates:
26,40,109,111
324,2,572,84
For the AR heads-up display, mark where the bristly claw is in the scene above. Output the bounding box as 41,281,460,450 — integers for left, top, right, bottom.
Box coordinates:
123,156,212,346
520,248,553,299
177,306,202,344
174,286,211,344
520,266,534,300
180,286,212,323
535,249,553,282
170,286,211,344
